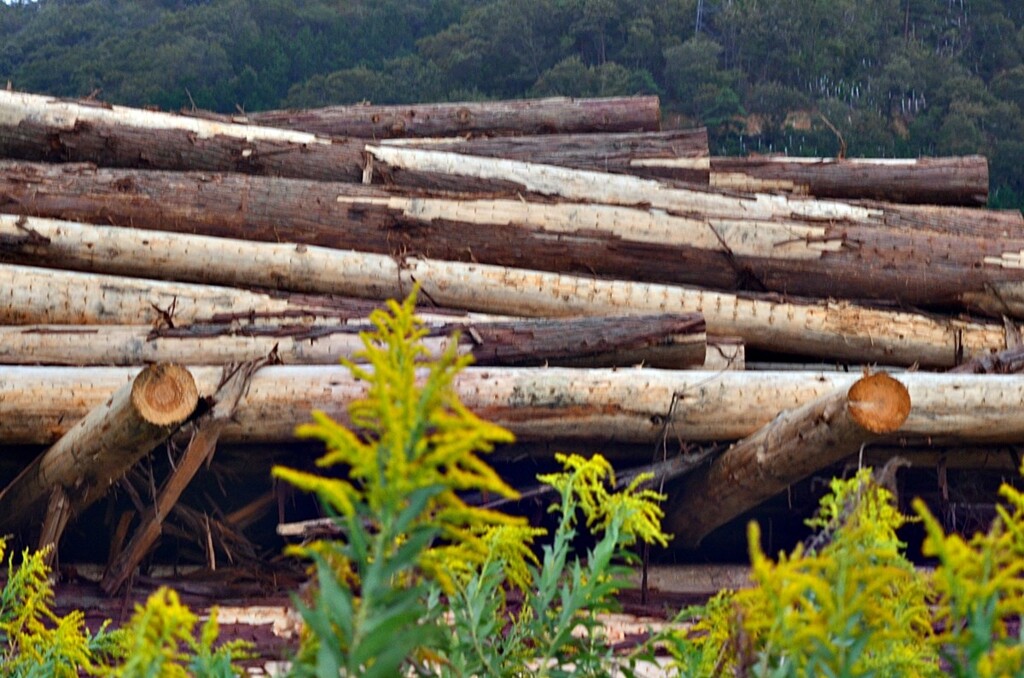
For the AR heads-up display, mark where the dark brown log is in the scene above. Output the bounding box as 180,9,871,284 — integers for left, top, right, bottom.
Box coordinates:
3,163,1024,316
243,96,662,138
0,314,707,369
384,129,708,182
709,155,989,206
664,372,911,547
0,363,198,536
0,90,368,182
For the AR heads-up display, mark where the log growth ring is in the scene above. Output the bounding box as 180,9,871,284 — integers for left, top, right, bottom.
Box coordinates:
847,372,911,434
130,363,198,426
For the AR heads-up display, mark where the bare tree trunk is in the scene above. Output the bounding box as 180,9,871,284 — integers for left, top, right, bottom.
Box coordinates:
381,129,708,181
0,314,706,368
2,367,1023,446
664,372,911,547
0,90,368,181
242,95,662,138
0,221,1006,366
0,364,198,537
3,164,1022,313
709,155,989,206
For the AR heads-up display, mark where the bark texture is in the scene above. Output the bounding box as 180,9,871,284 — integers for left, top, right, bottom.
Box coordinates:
709,155,989,205
244,96,662,138
3,168,1024,316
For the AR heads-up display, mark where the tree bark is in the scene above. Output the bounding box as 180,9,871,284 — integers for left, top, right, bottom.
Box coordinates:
2,367,1024,446
3,163,1023,314
0,90,369,182
0,314,706,369
0,220,1006,366
0,363,198,535
709,155,989,206
242,96,662,138
380,129,708,182
664,372,911,547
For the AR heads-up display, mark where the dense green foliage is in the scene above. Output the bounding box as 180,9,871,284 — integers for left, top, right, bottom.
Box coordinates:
1,0,1022,210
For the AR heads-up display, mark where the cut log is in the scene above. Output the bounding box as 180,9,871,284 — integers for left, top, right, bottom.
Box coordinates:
0,90,368,182
663,372,911,547
0,314,707,369
4,164,1023,313
0,218,1007,366
3,367,1024,446
243,95,662,138
0,363,198,536
708,155,989,206
381,129,708,182
101,359,266,594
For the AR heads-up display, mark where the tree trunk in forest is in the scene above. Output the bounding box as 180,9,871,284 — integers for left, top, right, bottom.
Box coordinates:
0,363,198,536
101,359,265,594
664,372,911,547
2,367,1023,446
0,222,1007,366
709,155,989,206
3,168,1023,314
241,96,662,138
379,129,708,182
0,90,369,182
0,314,707,369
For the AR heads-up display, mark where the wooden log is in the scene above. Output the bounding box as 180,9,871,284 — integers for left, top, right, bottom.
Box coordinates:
664,372,911,547
3,367,1024,446
243,96,662,138
0,90,368,182
0,218,1007,366
4,164,1023,314
0,314,707,369
101,359,266,594
708,155,989,206
0,363,198,536
0,220,1007,368
381,129,708,182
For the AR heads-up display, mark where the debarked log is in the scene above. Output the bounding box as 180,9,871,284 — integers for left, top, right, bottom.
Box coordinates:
709,155,989,206
4,164,1023,313
664,372,911,547
0,313,706,369
0,220,1008,366
0,90,369,182
2,368,1024,446
379,129,708,182
243,95,662,138
0,363,197,534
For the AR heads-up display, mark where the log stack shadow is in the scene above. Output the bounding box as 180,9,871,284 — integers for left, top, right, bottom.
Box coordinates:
0,89,1020,587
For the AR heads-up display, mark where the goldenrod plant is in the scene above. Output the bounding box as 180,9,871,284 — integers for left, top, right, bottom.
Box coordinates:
0,538,248,677
666,469,940,676
0,539,118,677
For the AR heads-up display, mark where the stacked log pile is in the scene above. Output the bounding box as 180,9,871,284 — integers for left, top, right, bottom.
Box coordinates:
0,89,1021,583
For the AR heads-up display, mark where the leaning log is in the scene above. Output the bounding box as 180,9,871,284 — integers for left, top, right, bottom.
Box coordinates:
101,359,265,594
0,314,707,369
4,164,1023,313
0,363,197,536
381,129,708,182
708,155,989,206
2,367,1023,446
664,372,911,547
0,219,1007,366
0,90,369,182
244,96,662,138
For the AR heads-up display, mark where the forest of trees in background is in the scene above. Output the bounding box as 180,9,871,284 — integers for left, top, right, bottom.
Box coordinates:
1,0,1023,211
